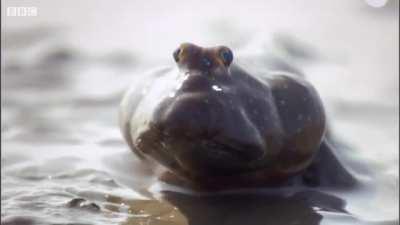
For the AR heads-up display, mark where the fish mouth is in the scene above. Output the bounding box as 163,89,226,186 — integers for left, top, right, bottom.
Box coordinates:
202,139,266,162
167,136,267,177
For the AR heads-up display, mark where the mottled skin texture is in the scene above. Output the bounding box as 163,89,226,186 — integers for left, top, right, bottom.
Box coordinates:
120,43,355,189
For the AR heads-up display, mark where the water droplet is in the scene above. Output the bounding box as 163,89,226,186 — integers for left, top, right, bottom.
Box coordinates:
169,92,176,98
202,58,212,67
279,100,286,105
212,85,223,92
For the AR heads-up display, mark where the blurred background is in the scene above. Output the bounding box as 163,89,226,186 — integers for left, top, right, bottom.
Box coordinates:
1,0,399,225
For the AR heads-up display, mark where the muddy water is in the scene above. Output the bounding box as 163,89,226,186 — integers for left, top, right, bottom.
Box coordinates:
1,0,398,225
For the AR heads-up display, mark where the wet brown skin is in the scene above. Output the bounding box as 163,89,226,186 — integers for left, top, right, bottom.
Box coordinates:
120,43,327,189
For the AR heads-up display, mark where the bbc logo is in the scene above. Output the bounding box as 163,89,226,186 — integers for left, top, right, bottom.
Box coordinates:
7,7,38,17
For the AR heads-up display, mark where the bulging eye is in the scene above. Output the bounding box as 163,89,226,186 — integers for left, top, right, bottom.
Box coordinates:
173,48,181,62
220,48,233,66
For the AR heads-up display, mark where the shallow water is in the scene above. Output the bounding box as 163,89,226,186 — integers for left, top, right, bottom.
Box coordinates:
1,0,399,224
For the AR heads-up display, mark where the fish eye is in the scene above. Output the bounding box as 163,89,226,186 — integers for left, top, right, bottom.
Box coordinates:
220,48,233,66
173,48,181,62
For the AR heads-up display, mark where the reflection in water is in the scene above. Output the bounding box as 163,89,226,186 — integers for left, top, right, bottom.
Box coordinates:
162,190,348,225
105,195,188,225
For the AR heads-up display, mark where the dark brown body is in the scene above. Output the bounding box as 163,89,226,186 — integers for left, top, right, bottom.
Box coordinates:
119,43,353,189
